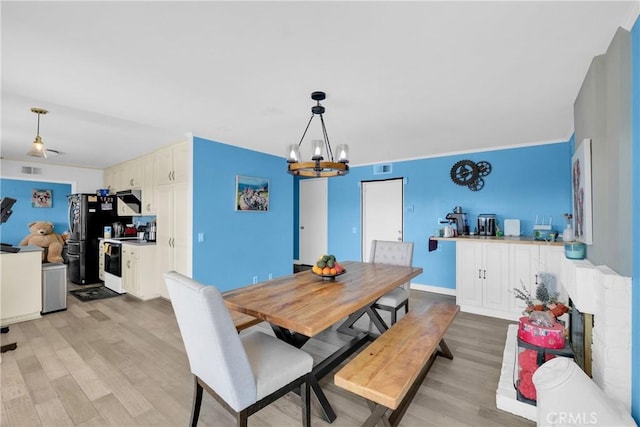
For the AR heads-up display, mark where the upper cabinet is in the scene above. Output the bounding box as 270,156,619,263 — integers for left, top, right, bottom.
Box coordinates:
157,141,189,186
105,152,159,215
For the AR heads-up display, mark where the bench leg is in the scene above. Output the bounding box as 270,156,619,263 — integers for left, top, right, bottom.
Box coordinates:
362,401,391,427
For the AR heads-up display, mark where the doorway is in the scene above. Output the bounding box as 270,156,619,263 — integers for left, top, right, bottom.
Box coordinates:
361,178,404,261
298,178,328,266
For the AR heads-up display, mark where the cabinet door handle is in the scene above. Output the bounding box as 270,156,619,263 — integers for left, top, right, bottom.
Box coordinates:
478,269,482,279
535,274,538,285
171,170,176,181
130,178,134,186
483,270,487,280
167,171,172,181
127,260,131,268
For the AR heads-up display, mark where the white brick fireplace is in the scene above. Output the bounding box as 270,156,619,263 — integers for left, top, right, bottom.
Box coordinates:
559,257,633,411
496,255,632,421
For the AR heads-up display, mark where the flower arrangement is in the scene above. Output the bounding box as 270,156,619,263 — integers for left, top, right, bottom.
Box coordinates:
511,281,570,318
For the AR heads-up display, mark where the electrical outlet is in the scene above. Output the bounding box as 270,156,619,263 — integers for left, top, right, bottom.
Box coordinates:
252,276,258,284
268,273,272,280
197,232,204,242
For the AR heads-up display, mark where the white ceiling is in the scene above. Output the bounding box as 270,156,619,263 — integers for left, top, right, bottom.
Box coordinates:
2,1,638,170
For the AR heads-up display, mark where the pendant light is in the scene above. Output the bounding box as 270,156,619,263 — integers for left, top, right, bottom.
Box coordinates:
27,108,49,158
286,91,349,177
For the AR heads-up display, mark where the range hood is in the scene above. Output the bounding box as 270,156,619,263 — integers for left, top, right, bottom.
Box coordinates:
115,189,142,214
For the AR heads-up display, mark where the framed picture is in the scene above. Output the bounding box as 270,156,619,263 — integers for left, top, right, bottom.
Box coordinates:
572,138,593,244
32,189,52,208
235,176,269,211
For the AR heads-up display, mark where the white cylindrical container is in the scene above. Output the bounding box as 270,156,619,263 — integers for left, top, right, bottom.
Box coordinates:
533,358,635,426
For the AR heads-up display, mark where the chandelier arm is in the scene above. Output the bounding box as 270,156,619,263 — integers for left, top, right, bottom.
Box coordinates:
297,114,316,147
319,115,334,162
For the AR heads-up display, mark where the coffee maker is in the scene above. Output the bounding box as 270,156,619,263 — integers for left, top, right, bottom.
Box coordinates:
445,206,469,236
477,214,497,236
144,222,157,242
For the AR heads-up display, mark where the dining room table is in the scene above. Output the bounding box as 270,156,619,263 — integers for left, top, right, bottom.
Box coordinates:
223,260,423,423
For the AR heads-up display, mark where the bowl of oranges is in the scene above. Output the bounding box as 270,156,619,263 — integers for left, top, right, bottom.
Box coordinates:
311,254,346,280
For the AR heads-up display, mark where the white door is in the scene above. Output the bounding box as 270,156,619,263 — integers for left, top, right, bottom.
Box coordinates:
361,179,404,261
299,179,327,265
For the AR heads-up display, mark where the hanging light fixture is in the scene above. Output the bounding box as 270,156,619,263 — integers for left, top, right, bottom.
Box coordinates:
27,107,49,158
287,91,349,177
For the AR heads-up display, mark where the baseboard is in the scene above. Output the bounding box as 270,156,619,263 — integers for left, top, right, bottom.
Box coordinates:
410,283,456,296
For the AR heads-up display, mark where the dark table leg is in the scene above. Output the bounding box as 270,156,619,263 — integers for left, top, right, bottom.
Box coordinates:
270,324,370,423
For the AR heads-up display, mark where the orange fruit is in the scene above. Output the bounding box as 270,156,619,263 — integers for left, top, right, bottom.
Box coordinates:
322,267,331,275
330,268,337,275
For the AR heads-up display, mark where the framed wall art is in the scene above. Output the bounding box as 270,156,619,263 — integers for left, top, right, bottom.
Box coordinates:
235,176,269,211
572,138,593,244
32,189,52,208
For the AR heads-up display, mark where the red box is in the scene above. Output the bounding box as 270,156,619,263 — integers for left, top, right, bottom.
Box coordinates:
517,316,565,349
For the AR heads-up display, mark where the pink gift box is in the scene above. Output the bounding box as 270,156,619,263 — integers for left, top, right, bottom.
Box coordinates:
518,316,565,349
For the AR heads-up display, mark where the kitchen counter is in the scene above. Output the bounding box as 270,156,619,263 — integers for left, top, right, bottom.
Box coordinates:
100,237,156,246
430,235,564,246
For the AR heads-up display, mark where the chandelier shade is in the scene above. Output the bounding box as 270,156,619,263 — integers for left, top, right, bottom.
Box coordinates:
27,108,49,158
286,91,349,177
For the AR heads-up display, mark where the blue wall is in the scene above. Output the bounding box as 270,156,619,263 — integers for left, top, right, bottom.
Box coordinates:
631,14,639,425
321,142,572,289
0,179,71,244
191,137,294,291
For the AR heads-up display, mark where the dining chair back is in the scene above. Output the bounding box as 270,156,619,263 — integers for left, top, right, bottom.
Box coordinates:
369,240,415,325
164,271,313,427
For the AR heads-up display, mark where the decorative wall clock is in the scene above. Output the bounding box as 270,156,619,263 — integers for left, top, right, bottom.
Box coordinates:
450,160,492,191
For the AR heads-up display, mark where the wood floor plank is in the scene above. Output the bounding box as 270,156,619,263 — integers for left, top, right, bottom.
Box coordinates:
16,355,58,405
35,397,75,427
50,375,100,425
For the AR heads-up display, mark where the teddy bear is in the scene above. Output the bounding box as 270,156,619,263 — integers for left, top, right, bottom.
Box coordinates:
19,221,65,263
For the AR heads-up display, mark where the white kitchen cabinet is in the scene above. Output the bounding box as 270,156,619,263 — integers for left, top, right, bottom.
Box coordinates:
156,141,189,186
122,244,157,300
139,154,157,215
103,167,117,193
509,243,565,316
1,248,43,325
456,241,510,318
156,181,189,299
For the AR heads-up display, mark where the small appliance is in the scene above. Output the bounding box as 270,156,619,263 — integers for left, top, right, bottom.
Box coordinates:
145,222,157,242
504,219,521,237
445,206,469,235
477,214,496,236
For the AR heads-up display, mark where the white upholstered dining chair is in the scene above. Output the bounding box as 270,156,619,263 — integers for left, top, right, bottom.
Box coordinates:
369,240,415,325
163,271,314,427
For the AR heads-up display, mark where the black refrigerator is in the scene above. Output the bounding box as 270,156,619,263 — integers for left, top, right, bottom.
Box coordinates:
67,194,124,284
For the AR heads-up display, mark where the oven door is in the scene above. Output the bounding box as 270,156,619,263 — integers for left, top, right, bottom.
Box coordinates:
104,242,122,277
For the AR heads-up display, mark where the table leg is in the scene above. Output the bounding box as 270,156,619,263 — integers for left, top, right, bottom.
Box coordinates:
336,304,389,337
270,325,369,424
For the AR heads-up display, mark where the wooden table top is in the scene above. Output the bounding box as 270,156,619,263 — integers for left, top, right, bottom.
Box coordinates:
224,261,423,337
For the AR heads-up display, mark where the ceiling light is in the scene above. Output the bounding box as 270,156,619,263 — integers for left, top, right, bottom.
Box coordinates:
27,107,49,158
287,91,349,177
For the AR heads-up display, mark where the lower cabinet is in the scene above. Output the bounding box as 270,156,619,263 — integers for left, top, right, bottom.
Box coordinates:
122,244,158,300
456,241,564,321
456,241,510,317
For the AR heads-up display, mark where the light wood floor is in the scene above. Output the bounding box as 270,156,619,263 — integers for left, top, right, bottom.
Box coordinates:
1,283,534,427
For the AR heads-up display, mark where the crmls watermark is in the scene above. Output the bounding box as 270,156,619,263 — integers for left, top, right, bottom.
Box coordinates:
546,411,598,425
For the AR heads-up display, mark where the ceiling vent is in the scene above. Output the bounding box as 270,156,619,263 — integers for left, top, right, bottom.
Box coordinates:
373,164,392,175
21,166,43,175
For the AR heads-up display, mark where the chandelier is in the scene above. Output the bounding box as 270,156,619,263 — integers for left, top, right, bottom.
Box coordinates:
286,91,349,177
27,108,49,158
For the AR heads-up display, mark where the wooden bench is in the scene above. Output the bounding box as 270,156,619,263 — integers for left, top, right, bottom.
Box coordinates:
334,301,459,427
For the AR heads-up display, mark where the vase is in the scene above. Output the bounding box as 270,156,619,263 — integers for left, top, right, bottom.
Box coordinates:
562,223,574,242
